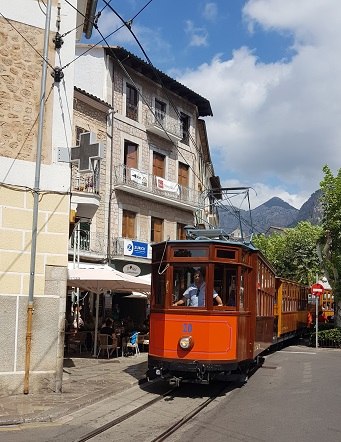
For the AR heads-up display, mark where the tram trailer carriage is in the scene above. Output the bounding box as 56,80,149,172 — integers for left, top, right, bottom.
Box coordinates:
147,229,309,385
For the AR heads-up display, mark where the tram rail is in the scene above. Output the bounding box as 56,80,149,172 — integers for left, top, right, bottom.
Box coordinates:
75,383,229,442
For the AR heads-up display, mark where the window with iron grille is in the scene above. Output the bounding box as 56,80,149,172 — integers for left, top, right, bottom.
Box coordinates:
180,112,190,144
155,99,166,122
126,84,138,121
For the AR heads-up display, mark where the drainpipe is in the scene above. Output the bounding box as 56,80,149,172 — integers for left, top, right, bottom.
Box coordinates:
107,109,115,265
24,0,52,394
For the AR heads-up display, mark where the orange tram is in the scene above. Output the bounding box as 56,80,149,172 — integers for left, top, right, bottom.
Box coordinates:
147,228,310,385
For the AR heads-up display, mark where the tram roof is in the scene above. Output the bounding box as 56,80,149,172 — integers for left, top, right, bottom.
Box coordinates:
154,228,258,251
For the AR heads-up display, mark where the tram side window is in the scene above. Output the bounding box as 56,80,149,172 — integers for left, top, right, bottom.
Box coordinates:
214,264,237,308
152,271,166,307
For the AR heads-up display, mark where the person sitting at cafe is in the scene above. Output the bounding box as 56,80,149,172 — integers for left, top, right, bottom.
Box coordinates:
100,318,115,344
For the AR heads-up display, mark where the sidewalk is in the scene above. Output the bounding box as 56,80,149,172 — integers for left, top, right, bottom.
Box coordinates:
0,352,148,426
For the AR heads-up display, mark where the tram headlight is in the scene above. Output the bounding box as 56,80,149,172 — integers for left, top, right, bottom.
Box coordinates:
179,336,193,350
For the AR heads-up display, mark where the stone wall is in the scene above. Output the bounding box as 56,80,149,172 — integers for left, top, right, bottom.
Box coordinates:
0,185,69,393
0,18,54,163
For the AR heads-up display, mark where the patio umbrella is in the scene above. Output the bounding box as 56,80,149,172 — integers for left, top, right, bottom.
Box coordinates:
67,265,151,356
67,265,151,294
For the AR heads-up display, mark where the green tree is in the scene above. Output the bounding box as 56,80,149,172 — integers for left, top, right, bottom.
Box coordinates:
318,165,341,326
253,221,322,285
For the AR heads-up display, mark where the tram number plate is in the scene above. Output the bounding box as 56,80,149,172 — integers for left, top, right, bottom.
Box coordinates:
183,323,192,333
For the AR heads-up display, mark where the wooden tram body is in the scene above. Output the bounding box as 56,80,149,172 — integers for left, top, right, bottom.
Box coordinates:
275,278,310,340
147,229,309,385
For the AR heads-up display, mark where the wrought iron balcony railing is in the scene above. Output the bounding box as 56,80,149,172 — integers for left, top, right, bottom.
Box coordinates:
146,107,182,140
69,230,107,257
71,170,100,194
112,165,203,208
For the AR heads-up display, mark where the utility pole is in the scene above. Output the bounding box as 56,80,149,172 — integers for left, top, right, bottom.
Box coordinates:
24,0,52,394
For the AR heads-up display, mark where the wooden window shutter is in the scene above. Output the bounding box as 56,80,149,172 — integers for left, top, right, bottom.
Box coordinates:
153,152,165,178
122,210,136,239
151,217,163,242
178,162,189,187
124,142,138,169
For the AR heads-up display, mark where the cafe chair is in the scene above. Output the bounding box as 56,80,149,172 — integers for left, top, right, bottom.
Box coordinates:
97,334,119,358
68,331,87,355
125,332,140,357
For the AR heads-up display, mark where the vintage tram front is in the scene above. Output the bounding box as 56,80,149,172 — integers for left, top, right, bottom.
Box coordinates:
147,229,276,385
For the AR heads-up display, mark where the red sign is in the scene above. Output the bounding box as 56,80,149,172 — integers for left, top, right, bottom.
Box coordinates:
311,283,324,296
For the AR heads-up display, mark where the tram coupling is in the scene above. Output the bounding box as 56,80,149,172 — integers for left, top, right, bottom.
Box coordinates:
169,376,182,387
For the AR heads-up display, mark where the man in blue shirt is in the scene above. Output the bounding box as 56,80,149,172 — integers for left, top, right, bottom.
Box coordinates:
173,269,223,307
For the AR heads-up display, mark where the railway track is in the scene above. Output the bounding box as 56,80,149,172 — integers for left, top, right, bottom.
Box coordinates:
75,383,230,442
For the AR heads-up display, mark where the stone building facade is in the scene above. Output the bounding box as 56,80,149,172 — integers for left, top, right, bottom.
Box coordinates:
0,1,96,395
72,45,220,286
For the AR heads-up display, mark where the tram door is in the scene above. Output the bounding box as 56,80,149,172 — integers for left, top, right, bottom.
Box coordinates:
214,264,253,359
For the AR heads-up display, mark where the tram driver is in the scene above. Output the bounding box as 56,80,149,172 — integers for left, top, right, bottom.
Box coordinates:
172,268,224,307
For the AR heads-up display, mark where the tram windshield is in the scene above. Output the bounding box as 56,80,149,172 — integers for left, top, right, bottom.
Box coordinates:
172,265,210,308
170,264,239,309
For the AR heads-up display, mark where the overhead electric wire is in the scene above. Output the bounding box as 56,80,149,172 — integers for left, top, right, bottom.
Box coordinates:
0,11,54,70
99,1,212,189
63,0,206,190
1,84,54,184
101,1,204,157
61,22,126,69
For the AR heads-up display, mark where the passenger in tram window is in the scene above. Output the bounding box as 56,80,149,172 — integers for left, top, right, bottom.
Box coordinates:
172,268,223,307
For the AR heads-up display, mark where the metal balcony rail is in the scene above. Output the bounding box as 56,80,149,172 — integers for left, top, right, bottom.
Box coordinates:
112,164,203,207
146,107,182,139
71,170,100,194
69,230,107,256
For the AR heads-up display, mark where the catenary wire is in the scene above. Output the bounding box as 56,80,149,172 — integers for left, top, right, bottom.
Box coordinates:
0,11,54,70
1,84,54,185
63,0,207,191
97,3,211,188
101,1,205,157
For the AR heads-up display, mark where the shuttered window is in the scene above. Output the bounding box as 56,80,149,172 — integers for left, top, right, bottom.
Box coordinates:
122,210,136,239
153,152,165,178
151,217,163,242
177,223,187,240
178,162,189,187
124,141,138,168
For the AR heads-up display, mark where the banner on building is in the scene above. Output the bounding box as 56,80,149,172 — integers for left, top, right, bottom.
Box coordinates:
155,177,180,194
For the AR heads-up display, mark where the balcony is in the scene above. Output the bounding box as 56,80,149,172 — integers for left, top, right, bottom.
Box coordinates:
68,230,107,261
71,170,101,219
113,165,204,210
146,108,182,142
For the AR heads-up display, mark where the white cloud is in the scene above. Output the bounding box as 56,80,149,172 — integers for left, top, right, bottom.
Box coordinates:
184,20,208,47
176,0,341,208
203,2,218,22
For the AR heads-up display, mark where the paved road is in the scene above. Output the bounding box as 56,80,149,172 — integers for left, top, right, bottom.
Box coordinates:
1,346,340,442
168,346,341,442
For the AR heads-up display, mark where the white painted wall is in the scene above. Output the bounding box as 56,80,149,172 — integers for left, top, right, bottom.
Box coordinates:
74,45,108,100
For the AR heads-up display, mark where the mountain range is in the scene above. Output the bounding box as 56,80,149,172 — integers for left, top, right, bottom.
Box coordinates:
218,190,323,235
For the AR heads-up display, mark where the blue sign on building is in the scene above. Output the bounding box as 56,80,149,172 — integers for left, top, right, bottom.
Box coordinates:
124,239,151,259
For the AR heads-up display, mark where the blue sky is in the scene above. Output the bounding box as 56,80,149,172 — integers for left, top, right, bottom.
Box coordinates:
89,0,341,209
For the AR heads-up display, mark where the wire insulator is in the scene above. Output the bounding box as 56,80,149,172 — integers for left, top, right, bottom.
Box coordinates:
51,66,64,83
53,32,64,49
